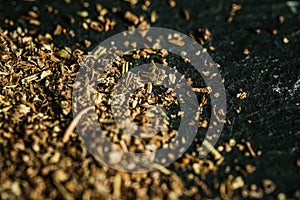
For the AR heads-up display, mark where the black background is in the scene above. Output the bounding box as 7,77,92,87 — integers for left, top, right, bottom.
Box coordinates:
1,0,299,198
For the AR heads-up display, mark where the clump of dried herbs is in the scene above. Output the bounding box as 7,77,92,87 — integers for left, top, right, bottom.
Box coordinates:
0,4,284,197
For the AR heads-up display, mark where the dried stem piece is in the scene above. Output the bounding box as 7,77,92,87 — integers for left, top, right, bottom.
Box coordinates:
62,106,95,143
202,140,224,165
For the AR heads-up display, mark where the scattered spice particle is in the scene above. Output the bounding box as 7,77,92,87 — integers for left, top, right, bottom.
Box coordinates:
197,28,211,45
28,10,39,19
278,15,285,24
209,46,215,51
227,3,242,23
243,48,250,55
278,193,286,200
262,179,276,194
63,106,94,143
229,139,236,147
53,24,63,35
84,39,92,48
231,176,244,190
138,20,150,28
271,29,278,35
236,106,242,114
77,10,89,18
82,22,89,29
169,0,176,8
29,19,40,26
236,90,247,99
202,140,224,165
113,174,122,199
124,11,139,25
192,87,212,94
257,150,262,156
0,4,290,198
182,9,190,20
124,0,139,6
150,10,158,23
144,0,151,7
245,164,256,174
199,119,208,128
296,159,300,167
168,39,185,46
245,141,256,157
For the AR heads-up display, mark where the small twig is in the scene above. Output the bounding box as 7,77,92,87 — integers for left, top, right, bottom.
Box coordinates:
62,106,95,143
154,163,172,175
53,178,73,200
113,174,122,199
202,140,224,165
192,87,212,94
245,141,256,157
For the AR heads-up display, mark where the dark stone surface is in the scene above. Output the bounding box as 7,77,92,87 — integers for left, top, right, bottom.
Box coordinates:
1,0,299,198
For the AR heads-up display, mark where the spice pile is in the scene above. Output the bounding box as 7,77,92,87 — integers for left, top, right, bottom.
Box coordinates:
0,25,277,200
0,0,299,199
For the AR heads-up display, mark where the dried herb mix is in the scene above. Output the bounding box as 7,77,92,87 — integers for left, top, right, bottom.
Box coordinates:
0,0,299,199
